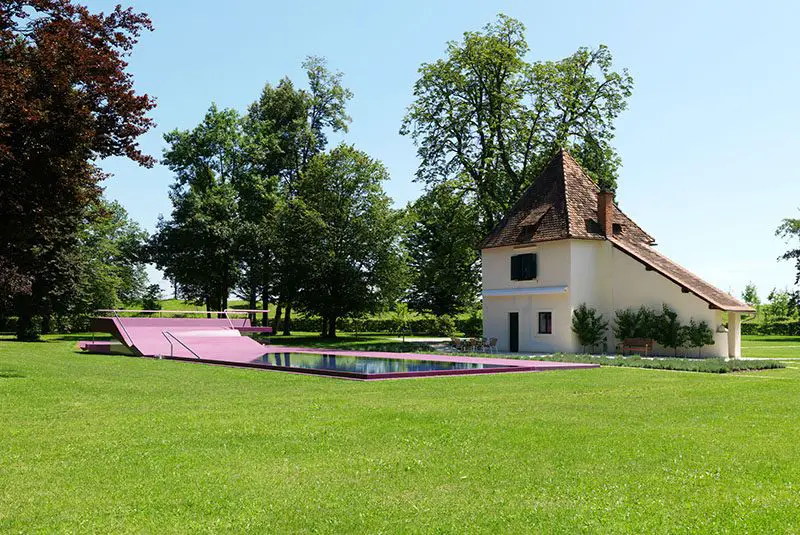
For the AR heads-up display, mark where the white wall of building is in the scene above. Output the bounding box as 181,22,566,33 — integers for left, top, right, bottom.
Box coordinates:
482,239,732,357
482,241,573,353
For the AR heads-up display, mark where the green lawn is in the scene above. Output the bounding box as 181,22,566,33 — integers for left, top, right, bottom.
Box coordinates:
1,338,799,532
742,335,800,359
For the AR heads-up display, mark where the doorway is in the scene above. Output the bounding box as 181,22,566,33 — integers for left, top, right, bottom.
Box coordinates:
509,312,519,352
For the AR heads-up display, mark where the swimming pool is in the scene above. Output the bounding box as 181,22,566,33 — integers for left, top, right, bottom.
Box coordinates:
163,348,598,380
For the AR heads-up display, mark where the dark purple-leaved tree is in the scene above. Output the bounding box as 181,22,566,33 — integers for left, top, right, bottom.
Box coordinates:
0,1,155,338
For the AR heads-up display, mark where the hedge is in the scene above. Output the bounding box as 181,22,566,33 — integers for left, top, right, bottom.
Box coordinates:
0,313,484,337
269,315,483,336
741,320,800,336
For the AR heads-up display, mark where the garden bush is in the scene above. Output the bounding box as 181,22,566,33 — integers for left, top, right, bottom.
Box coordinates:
432,314,457,336
571,304,608,352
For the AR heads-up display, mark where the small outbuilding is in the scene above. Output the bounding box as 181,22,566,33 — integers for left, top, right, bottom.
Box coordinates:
480,149,754,357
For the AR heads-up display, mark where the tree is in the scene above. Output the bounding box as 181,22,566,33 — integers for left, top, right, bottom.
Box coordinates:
142,285,163,312
571,303,608,353
741,283,760,308
246,58,353,334
613,308,639,340
683,319,714,358
654,304,685,357
766,288,790,320
74,198,149,315
151,105,243,312
296,145,406,337
1,1,155,339
401,14,633,234
404,181,481,316
391,303,412,342
777,217,800,284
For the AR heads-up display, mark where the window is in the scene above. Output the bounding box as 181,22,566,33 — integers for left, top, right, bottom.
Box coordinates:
510,253,537,280
538,311,552,334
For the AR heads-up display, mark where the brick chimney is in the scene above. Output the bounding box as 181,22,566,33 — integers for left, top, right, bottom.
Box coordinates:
597,189,614,236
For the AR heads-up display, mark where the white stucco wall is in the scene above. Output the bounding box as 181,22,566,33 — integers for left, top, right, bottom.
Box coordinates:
481,242,572,353
481,239,732,357
607,245,729,357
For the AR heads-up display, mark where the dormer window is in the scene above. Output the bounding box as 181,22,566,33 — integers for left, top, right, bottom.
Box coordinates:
511,253,537,281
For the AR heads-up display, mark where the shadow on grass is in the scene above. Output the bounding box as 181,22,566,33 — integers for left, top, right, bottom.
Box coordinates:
743,336,800,343
0,370,25,379
49,334,112,342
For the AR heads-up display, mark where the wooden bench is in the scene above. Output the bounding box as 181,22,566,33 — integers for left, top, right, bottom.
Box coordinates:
620,338,654,356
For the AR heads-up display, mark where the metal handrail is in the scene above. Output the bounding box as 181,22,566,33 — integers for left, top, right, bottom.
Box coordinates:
108,309,134,346
161,331,201,359
96,309,231,315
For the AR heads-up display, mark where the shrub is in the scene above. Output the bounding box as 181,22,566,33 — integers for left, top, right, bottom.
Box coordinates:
654,304,685,356
571,304,608,352
142,284,163,311
683,319,715,357
432,314,457,336
16,315,42,341
613,308,639,340
526,354,784,373
634,306,658,338
460,311,483,337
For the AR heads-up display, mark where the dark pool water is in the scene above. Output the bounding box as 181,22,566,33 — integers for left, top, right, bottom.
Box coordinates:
258,352,510,375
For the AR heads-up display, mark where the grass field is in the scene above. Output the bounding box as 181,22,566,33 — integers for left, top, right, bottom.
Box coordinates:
742,335,800,359
1,336,799,532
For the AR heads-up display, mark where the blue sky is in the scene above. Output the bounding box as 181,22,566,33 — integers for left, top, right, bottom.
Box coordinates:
90,0,800,301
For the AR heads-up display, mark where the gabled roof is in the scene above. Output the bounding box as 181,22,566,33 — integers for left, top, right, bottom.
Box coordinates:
481,149,754,313
481,149,654,249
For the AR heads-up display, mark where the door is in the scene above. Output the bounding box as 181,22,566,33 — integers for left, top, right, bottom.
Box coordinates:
509,312,519,352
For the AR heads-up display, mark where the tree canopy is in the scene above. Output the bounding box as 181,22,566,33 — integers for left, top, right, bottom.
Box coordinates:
405,182,481,316
0,0,155,338
401,14,633,234
296,145,406,337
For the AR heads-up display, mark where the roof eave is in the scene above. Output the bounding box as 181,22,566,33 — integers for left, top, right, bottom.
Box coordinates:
609,238,754,314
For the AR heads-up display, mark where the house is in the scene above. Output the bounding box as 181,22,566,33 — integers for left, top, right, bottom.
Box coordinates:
480,149,754,357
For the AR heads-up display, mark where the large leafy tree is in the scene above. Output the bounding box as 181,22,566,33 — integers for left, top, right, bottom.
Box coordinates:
405,181,481,316
296,145,406,337
151,105,243,312
247,57,352,334
401,14,633,234
0,1,155,338
75,198,149,313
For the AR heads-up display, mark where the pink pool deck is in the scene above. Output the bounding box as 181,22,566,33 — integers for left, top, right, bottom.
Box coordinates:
79,316,597,379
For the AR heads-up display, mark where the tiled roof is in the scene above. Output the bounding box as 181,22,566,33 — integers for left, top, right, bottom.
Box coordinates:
481,149,755,313
481,149,654,248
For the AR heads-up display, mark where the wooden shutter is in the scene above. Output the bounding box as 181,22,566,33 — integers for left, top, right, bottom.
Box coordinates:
510,255,521,280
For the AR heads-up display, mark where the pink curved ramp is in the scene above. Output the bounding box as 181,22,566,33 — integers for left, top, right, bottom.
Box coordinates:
88,317,267,359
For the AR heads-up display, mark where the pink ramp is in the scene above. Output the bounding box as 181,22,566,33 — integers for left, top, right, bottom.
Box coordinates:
88,317,267,359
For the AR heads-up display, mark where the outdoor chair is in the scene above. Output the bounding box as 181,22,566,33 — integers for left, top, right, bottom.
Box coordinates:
450,337,464,351
486,337,498,354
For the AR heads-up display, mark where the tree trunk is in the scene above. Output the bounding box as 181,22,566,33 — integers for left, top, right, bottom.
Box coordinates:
328,316,337,338
248,289,257,325
205,295,212,319
320,317,328,337
41,311,52,335
272,303,282,332
282,305,292,336
261,280,269,327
